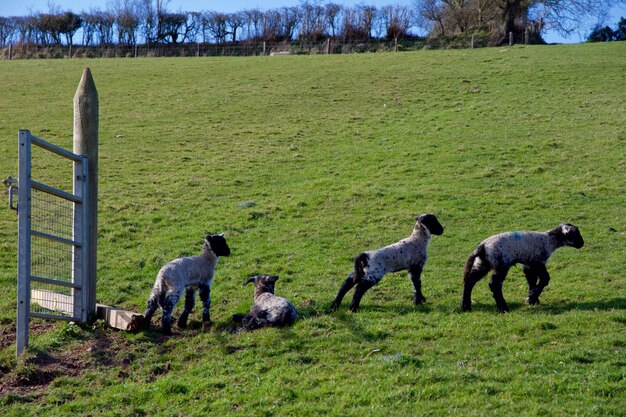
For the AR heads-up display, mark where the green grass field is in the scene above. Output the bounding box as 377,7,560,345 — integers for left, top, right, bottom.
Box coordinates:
0,43,624,416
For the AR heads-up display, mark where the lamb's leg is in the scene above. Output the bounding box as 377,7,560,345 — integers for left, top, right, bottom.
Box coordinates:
523,265,539,304
198,283,212,325
461,264,490,312
244,315,269,331
526,265,551,305
409,265,426,304
177,287,196,329
488,267,510,313
160,291,181,335
348,279,375,312
141,290,160,329
329,272,356,311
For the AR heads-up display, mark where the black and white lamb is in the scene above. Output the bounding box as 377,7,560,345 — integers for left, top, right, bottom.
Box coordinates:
232,275,297,331
140,233,231,335
329,214,444,312
461,224,584,313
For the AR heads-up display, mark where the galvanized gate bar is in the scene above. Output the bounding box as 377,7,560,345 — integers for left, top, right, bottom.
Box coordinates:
16,130,32,356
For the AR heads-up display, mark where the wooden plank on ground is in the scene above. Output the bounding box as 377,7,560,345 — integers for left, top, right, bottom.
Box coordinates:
31,289,73,315
96,304,144,331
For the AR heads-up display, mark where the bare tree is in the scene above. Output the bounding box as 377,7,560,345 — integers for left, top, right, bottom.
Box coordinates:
415,0,448,35
325,3,343,37
206,11,228,43
0,17,17,47
227,12,244,42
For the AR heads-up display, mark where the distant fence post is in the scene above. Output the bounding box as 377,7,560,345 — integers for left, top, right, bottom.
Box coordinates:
197,42,200,57
9,44,12,60
509,31,513,46
263,41,266,56
326,38,331,54
73,68,98,321
394,37,398,52
134,44,138,58
471,35,475,49
524,28,529,45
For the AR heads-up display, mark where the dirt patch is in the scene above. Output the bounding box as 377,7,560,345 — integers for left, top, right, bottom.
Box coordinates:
0,325,132,398
0,321,58,351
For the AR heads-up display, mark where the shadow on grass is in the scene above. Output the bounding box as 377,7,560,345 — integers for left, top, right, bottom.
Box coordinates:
462,298,626,315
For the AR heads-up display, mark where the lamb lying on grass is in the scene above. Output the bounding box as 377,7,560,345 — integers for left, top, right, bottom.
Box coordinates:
329,214,444,312
461,224,584,313
232,275,297,332
140,233,231,335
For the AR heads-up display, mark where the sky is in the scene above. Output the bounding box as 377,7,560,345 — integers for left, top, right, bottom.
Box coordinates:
1,0,624,44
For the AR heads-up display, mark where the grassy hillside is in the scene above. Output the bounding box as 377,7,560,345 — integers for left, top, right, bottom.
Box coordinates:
0,43,624,416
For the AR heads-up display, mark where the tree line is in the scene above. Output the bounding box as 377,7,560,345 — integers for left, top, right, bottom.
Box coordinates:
0,0,618,49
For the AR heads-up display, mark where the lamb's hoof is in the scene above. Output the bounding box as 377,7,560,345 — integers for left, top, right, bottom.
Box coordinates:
202,320,213,330
413,295,427,305
461,304,472,312
348,305,359,313
328,301,339,313
525,296,540,305
188,321,203,330
498,307,510,314
177,317,188,329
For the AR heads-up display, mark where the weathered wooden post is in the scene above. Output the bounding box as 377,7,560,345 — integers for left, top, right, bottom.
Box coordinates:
326,38,331,54
524,28,529,45
263,41,266,56
509,31,513,46
471,35,475,49
73,68,98,321
394,37,398,52
9,44,12,60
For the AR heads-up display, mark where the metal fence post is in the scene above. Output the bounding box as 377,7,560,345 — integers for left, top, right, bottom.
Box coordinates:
16,130,32,357
73,68,98,321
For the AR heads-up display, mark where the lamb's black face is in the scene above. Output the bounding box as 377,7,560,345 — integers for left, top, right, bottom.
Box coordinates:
561,224,584,249
418,214,444,235
244,274,278,294
206,233,231,256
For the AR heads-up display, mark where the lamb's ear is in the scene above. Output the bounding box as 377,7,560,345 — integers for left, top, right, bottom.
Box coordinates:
218,233,225,237
243,276,257,286
267,275,279,283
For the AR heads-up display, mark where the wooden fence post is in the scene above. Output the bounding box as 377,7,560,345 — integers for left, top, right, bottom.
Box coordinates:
509,31,513,46
471,35,475,49
73,68,98,321
524,28,529,45
9,44,13,60
326,38,331,54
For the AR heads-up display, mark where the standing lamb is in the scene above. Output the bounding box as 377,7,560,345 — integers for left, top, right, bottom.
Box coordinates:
461,224,584,313
141,233,231,335
329,214,444,312
232,274,297,331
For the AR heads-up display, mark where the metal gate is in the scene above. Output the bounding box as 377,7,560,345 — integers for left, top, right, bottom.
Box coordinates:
12,130,91,356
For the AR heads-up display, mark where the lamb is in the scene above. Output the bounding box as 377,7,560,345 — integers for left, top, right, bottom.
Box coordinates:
460,224,584,313
232,275,297,331
329,214,444,312
140,233,231,335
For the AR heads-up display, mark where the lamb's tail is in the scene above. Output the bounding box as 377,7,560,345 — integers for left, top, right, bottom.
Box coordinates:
354,253,369,283
463,244,486,283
